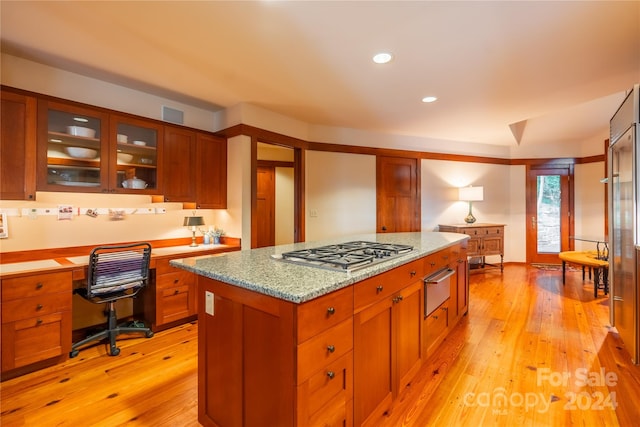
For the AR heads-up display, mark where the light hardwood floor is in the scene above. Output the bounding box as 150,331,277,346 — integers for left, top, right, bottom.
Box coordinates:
1,265,639,426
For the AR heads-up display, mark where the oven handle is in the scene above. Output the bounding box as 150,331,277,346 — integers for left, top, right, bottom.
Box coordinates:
424,268,455,284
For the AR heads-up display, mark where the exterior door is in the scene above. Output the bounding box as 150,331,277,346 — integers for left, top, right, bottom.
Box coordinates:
526,166,573,264
376,156,420,233
256,166,276,248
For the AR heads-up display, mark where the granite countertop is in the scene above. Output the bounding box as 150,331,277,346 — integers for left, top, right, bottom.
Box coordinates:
170,232,468,304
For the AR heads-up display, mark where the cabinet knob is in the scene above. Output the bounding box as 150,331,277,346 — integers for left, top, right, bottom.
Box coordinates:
36,304,43,311
36,319,43,325
393,295,404,303
36,282,44,290
174,289,180,295
327,307,335,315
433,315,438,320
174,279,180,284
430,262,436,267
376,285,384,293
327,345,335,353
410,270,416,277
327,371,335,379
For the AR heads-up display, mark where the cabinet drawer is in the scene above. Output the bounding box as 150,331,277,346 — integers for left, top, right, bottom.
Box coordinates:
154,258,184,276
484,227,503,236
297,287,353,343
158,284,194,324
298,351,353,425
2,292,71,323
354,259,422,311
1,311,71,371
1,271,71,302
156,270,194,290
297,318,353,383
424,300,448,351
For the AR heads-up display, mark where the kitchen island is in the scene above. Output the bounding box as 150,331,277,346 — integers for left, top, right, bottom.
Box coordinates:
171,232,469,427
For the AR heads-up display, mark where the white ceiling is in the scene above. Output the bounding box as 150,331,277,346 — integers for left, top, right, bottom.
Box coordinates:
1,1,639,149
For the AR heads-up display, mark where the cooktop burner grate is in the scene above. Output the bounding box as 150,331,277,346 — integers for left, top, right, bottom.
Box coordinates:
276,241,414,272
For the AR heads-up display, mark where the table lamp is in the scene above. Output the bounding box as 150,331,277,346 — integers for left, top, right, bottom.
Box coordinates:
183,214,205,247
459,185,483,224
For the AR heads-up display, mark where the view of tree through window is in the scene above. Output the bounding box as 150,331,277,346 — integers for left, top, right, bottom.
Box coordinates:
537,175,561,253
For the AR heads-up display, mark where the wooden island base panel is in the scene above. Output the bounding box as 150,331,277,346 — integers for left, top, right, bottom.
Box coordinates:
171,232,469,427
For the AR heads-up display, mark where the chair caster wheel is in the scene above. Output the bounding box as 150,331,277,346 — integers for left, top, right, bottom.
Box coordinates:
70,349,79,358
110,347,121,356
146,331,154,338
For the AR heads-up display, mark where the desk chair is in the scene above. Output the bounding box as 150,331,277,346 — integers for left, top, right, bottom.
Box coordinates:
70,242,154,358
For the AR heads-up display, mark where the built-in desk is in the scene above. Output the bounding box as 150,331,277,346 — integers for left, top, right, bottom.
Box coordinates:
0,240,240,380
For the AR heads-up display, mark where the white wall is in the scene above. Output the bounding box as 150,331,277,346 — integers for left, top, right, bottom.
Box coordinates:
275,167,295,245
420,159,521,262
305,151,377,241
574,162,607,251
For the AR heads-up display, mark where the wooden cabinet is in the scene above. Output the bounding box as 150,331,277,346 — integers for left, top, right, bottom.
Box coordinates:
296,288,354,427
448,243,469,325
109,114,162,193
36,100,109,192
0,90,37,200
1,86,227,203
424,300,449,358
197,277,354,427
1,271,72,377
161,125,196,202
439,223,505,271
353,259,423,427
138,258,197,331
195,133,227,208
36,100,162,194
162,127,227,206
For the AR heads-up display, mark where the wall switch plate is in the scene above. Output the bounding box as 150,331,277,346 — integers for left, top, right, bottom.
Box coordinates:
309,209,318,218
205,291,215,316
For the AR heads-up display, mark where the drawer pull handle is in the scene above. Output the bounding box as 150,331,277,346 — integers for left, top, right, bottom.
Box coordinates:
430,262,436,267
393,295,404,303
410,270,416,277
174,290,180,295
327,345,335,353
174,279,180,284
327,371,335,380
327,307,335,315
36,318,43,325
433,315,438,320
36,282,44,290
36,304,44,310
376,285,384,293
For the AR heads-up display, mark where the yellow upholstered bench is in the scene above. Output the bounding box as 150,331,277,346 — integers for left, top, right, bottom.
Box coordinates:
558,251,609,297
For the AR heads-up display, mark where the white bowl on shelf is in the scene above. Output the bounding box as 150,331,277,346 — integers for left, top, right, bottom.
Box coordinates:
117,152,134,163
66,126,96,138
132,140,146,146
64,146,98,159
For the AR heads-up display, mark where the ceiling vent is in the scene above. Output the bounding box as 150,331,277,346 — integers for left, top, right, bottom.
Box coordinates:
162,106,184,125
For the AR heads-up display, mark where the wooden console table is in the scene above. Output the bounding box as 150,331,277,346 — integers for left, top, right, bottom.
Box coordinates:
439,223,505,272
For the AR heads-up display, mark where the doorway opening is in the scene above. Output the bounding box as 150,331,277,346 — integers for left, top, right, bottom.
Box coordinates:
525,165,574,264
255,142,301,248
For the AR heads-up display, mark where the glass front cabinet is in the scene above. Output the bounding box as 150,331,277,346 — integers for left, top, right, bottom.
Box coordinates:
37,100,162,194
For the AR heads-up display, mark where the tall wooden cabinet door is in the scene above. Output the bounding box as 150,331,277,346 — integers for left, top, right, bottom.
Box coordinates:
354,298,393,427
162,125,196,202
376,156,420,233
394,280,423,392
0,90,37,200
195,133,227,209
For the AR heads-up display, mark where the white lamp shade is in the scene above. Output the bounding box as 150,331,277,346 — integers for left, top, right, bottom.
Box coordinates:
459,186,484,202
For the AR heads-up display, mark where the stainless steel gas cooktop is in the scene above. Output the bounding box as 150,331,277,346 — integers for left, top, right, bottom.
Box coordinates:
273,241,414,272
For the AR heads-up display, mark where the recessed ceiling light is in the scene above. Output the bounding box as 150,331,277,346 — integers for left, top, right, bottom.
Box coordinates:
422,96,438,103
373,52,393,64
